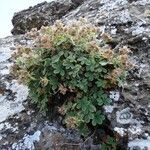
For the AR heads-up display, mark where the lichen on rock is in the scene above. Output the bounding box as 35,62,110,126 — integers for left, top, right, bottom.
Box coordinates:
0,0,149,149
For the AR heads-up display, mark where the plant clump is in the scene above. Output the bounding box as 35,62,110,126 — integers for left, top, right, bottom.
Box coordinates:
11,18,131,137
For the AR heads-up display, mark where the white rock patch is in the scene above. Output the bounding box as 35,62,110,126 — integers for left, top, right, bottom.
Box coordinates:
116,107,133,124
128,138,150,149
0,47,12,63
12,131,41,150
0,42,29,123
104,105,114,113
0,80,28,123
114,127,127,137
0,122,18,140
110,91,120,102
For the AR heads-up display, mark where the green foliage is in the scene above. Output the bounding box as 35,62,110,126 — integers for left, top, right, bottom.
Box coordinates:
101,136,117,150
11,19,131,138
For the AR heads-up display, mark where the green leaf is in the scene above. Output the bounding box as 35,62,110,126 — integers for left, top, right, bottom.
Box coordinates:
101,136,117,150
49,76,58,90
44,58,51,66
52,62,64,75
78,123,89,137
85,72,94,81
76,97,87,109
96,92,109,106
76,79,88,92
96,80,106,88
102,68,107,73
51,55,60,63
74,64,81,72
68,53,76,63
63,59,74,69
51,51,64,63
60,70,65,76
95,67,103,73
96,97,104,106
55,35,68,46
77,57,87,65
99,60,108,66
84,113,94,123
92,111,105,126
101,144,108,150
77,98,96,115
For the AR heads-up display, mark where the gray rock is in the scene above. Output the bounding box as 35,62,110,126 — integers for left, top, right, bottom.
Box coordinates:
4,0,150,149
11,0,86,35
62,0,150,148
0,36,99,150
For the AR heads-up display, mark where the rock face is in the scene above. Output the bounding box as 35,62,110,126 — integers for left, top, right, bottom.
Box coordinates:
2,0,149,149
11,0,85,35
64,0,150,149
0,36,100,150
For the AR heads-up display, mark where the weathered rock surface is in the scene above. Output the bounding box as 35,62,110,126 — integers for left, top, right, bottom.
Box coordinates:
0,36,100,150
11,0,85,35
63,0,150,149
2,0,150,149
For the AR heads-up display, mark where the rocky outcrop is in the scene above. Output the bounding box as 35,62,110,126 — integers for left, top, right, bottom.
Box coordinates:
0,36,101,150
3,0,150,149
11,0,85,35
63,0,150,149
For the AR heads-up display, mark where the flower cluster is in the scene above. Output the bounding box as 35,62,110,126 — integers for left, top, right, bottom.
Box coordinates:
11,19,131,137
